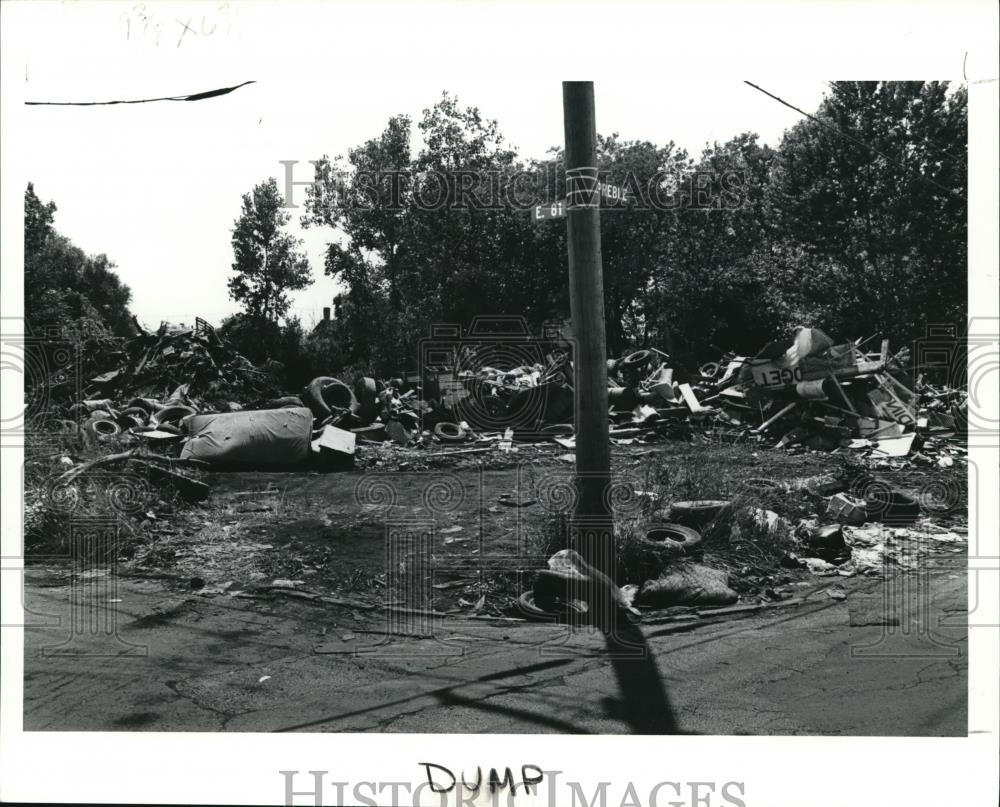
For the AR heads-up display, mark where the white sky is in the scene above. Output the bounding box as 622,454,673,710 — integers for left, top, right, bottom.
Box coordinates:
4,2,839,330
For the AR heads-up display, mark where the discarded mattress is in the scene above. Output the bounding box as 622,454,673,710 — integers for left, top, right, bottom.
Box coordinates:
636,563,738,607
180,407,313,468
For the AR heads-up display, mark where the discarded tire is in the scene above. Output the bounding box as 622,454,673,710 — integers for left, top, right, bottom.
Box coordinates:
154,404,196,425
621,350,652,369
322,379,356,409
87,418,121,437
516,591,561,622
639,523,702,553
434,421,467,443
619,523,695,584
668,500,732,529
354,376,378,419
117,407,149,428
699,361,721,379
127,397,159,414
305,376,357,419
117,414,146,429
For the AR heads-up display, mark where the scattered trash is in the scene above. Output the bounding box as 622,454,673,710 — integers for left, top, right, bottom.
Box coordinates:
523,549,639,625
54,318,969,484
803,524,849,564
270,579,303,589
862,488,921,525
804,558,837,574
311,424,357,471
668,500,732,529
827,493,868,526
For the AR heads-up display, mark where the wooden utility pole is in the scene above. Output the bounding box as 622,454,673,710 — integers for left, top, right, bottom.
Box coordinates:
559,83,678,734
563,81,612,575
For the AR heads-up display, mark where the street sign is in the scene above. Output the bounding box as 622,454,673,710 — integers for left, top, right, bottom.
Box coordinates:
533,182,630,223
532,200,566,221
595,181,629,203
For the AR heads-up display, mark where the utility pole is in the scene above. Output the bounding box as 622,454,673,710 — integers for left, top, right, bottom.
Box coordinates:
563,81,612,576
560,83,677,734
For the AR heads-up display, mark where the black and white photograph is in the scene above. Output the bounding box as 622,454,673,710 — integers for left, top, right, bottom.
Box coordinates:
1,2,997,806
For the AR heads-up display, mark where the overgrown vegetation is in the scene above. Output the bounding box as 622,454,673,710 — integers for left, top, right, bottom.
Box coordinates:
24,81,966,390
300,81,966,375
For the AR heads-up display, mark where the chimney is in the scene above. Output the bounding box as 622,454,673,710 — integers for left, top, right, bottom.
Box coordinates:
323,307,331,322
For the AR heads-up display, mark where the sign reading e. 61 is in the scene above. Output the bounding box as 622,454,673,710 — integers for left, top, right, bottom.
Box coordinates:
532,200,566,221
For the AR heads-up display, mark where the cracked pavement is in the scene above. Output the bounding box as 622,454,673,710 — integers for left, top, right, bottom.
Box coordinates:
21,553,967,735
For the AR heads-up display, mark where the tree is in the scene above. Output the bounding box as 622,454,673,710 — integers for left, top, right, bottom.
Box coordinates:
304,115,413,371
300,84,967,373
229,178,313,325
647,133,777,356
592,134,691,353
24,183,135,337
24,182,57,256
304,94,570,374
765,81,967,344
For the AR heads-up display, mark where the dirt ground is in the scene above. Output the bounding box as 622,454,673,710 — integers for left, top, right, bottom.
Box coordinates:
84,441,964,619
21,439,970,735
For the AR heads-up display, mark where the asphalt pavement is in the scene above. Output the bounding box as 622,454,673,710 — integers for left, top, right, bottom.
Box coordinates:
21,553,967,735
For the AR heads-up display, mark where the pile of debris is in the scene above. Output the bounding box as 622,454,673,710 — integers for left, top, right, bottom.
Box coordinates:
519,468,966,622
369,325,967,461
53,320,969,474
599,327,967,460
84,318,279,407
